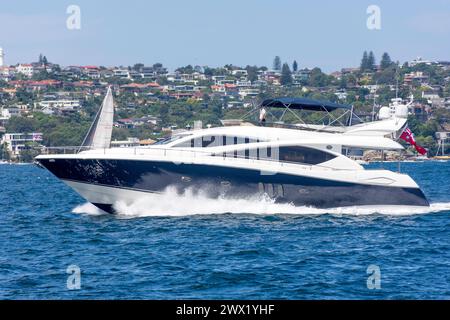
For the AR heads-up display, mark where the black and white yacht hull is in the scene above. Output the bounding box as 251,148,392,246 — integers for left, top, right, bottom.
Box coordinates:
36,157,429,214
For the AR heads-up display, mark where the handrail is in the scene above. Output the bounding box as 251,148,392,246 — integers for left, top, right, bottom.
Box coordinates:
39,144,360,172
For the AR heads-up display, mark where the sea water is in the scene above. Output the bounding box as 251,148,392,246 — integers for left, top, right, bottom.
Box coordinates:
0,161,449,299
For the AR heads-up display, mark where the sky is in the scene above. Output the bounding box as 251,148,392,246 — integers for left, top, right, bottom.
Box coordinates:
0,0,449,72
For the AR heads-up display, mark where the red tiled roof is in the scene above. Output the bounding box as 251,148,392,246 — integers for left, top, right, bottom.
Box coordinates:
80,65,99,69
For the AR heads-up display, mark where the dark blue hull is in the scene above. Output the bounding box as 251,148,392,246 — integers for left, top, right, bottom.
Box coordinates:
37,158,429,213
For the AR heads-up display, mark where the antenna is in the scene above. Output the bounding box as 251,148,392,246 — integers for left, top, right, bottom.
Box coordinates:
372,80,378,121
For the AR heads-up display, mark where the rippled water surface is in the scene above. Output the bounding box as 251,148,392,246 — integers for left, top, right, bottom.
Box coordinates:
1,161,449,299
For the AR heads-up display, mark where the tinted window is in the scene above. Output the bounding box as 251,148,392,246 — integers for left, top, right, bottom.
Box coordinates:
221,146,336,165
278,146,336,165
174,135,262,148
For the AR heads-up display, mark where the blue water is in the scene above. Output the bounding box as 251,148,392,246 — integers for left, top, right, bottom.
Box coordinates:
1,162,450,299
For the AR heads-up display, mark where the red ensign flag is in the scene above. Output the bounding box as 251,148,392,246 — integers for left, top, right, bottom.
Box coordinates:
400,127,427,155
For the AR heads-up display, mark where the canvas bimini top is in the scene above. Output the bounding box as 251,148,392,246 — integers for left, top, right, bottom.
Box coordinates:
260,97,352,112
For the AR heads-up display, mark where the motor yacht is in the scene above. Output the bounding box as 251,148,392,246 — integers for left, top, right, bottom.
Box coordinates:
35,91,429,213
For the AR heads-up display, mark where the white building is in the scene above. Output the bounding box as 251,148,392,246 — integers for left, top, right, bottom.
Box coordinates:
1,132,43,155
0,107,20,120
17,64,34,77
113,69,130,79
410,57,433,67
37,99,81,110
110,137,140,148
238,88,260,98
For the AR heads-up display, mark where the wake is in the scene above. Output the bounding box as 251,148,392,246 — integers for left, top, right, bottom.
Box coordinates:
72,187,450,218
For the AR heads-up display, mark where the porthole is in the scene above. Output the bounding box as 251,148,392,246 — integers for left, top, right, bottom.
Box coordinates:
326,145,333,150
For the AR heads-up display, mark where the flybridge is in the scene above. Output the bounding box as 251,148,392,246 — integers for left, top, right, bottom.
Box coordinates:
239,96,362,131
260,97,352,112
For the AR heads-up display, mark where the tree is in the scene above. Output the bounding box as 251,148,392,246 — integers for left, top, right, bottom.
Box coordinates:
360,51,369,71
445,83,450,97
308,67,330,87
280,63,293,85
292,60,298,72
133,63,144,72
273,56,281,71
367,51,376,71
380,52,392,70
339,76,347,89
5,116,37,133
0,141,10,161
176,65,194,74
42,56,48,66
38,54,43,64
245,65,259,83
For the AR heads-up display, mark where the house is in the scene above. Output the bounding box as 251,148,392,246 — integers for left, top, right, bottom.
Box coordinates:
334,90,348,100
1,87,17,97
114,118,135,129
26,80,62,91
409,57,433,67
231,69,248,77
404,71,429,85
341,67,359,75
361,84,382,93
212,75,226,84
238,87,260,98
0,107,21,120
17,64,34,77
422,90,440,100
211,85,226,93
80,66,101,79
113,69,130,79
37,99,81,111
110,137,140,148
1,132,43,156
227,101,244,108
236,80,252,87
330,71,342,80
0,66,15,81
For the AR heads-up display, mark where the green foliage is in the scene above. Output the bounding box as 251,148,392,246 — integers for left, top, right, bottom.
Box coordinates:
5,117,37,133
245,65,258,83
18,143,41,163
273,56,281,71
380,52,393,70
280,63,293,86
360,51,376,72
367,51,376,71
373,64,397,84
176,65,194,74
308,68,331,87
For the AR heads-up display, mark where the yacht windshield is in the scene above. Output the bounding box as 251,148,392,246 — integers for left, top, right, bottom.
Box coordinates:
153,135,185,145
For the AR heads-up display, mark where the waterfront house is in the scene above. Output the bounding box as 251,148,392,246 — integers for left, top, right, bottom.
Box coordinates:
1,132,43,156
